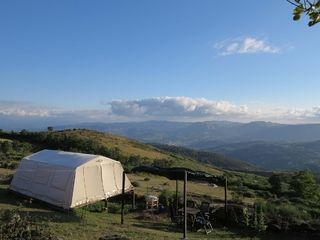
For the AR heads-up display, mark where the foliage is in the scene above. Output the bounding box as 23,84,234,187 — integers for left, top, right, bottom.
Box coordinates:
0,208,59,240
268,173,287,195
158,189,175,206
287,0,320,26
242,207,250,227
290,170,320,200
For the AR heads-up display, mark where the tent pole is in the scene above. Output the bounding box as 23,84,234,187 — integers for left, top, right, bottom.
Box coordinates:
224,178,228,222
175,180,178,214
183,170,187,239
132,190,135,210
121,171,125,224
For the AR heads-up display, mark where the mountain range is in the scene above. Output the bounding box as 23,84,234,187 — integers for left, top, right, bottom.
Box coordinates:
55,120,320,172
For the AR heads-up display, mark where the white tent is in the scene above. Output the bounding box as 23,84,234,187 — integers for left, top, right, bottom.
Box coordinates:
9,149,132,209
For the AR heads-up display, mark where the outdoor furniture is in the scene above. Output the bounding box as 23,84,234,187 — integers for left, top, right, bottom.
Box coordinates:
145,195,158,210
194,211,213,234
177,207,200,230
187,200,197,208
199,201,211,220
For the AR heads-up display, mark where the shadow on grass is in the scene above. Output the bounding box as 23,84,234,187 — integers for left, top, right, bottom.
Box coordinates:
133,220,181,234
0,185,83,223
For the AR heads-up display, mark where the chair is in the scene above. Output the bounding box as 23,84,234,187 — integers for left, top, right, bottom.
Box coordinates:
187,200,197,209
199,201,210,220
194,212,213,234
194,201,213,234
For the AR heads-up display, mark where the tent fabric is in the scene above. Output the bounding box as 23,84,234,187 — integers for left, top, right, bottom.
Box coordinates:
10,150,132,209
132,165,225,184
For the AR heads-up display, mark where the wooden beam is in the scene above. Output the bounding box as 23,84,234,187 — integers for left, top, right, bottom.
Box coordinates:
224,178,228,221
175,180,178,214
132,190,135,210
121,171,125,224
183,171,187,239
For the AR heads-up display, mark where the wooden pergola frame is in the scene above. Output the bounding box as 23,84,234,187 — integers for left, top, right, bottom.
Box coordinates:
120,167,228,239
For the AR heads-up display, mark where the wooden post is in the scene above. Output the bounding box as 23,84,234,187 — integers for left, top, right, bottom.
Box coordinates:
121,171,125,224
224,178,228,221
183,171,187,239
132,190,135,210
175,180,178,214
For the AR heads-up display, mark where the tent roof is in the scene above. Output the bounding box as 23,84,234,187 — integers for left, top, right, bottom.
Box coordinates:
25,149,115,168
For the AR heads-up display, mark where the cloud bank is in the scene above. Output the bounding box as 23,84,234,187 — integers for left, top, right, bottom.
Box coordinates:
1,97,320,130
214,37,280,56
109,97,248,120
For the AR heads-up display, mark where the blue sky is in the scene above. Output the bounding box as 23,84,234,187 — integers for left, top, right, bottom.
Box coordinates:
1,0,320,126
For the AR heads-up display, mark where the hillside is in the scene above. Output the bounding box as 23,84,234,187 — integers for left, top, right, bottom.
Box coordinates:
151,143,258,171
2,130,320,239
0,129,222,175
208,141,320,172
54,121,320,172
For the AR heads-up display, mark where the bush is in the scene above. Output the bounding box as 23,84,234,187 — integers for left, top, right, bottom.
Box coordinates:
0,208,58,240
107,203,130,214
159,189,174,206
132,181,140,187
84,201,106,212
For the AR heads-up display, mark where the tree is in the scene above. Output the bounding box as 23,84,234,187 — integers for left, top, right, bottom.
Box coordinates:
269,173,284,195
47,126,53,132
287,0,320,26
290,170,320,200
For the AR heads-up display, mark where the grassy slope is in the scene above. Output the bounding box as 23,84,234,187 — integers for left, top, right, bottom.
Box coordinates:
63,130,222,175
0,130,271,239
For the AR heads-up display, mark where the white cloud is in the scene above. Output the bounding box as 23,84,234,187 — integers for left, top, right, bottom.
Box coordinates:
0,101,55,117
2,98,320,127
214,37,280,56
109,97,248,120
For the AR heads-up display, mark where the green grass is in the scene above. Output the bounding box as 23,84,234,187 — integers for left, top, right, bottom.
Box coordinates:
0,183,263,240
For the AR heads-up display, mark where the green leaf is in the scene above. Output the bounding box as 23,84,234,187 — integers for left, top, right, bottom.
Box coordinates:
293,6,304,15
293,14,301,21
308,20,316,26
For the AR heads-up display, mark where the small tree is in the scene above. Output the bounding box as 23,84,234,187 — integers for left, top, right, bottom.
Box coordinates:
47,126,53,132
269,173,284,195
290,170,320,200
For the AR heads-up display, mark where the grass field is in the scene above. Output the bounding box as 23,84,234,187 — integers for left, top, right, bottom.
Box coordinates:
0,169,310,240
0,182,262,240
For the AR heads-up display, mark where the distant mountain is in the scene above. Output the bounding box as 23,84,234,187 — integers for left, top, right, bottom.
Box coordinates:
55,120,320,172
56,120,320,146
208,141,320,172
151,143,258,171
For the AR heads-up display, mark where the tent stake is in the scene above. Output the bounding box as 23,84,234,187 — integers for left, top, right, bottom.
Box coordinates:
121,171,125,224
183,170,187,239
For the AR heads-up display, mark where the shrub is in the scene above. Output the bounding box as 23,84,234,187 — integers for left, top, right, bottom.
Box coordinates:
132,181,140,187
107,203,130,214
84,201,106,213
159,189,174,206
0,208,58,240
